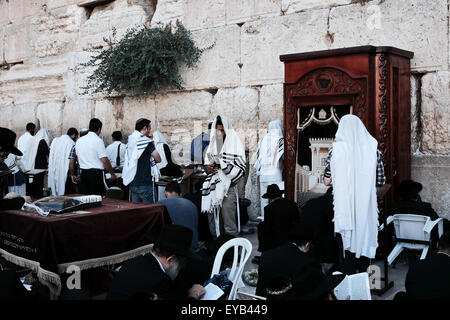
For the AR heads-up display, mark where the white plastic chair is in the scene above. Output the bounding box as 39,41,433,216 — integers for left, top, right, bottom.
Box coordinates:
210,237,253,300
386,214,444,265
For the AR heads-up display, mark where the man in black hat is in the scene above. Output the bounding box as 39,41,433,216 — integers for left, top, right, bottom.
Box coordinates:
255,222,321,297
395,232,450,300
0,128,31,210
107,224,206,300
255,184,299,263
289,264,346,300
390,179,449,251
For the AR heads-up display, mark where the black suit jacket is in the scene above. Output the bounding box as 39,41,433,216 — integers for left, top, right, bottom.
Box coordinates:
0,270,32,300
299,192,337,264
256,243,321,297
261,198,299,251
107,253,172,300
405,253,450,300
391,200,440,221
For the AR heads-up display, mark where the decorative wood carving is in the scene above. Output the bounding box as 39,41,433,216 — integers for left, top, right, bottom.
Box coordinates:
280,46,413,202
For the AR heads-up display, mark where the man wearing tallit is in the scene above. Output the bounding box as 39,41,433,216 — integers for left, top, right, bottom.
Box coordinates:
17,122,36,169
25,128,51,198
48,128,78,196
324,114,386,274
122,118,161,203
202,115,246,238
252,120,284,218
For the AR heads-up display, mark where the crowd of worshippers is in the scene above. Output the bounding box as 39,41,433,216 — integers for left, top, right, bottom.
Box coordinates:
0,113,449,300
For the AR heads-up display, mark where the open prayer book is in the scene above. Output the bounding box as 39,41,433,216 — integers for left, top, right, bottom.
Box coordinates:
200,283,224,300
332,272,372,300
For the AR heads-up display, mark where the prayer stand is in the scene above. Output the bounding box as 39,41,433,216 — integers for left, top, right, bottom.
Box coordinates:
280,45,414,205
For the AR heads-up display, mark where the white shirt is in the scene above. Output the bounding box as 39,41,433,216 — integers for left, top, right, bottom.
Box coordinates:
75,131,107,170
106,141,126,168
17,131,33,168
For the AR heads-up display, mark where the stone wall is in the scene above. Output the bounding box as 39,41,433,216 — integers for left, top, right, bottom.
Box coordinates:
0,0,449,220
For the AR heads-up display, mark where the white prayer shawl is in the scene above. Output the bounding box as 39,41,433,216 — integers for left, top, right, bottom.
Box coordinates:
122,130,152,186
253,119,284,183
330,114,379,259
152,131,169,170
17,131,33,169
201,115,246,214
25,128,50,171
48,135,75,196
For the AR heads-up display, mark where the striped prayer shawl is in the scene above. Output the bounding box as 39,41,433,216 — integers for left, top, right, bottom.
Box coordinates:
122,131,153,186
201,115,246,214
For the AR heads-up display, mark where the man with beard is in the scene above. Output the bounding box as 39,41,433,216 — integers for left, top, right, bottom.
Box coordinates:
107,224,206,300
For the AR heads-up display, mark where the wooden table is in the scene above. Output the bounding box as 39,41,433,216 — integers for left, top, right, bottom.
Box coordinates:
0,197,171,296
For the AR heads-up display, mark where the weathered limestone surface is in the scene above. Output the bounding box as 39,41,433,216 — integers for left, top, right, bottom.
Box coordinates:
120,95,157,141
329,0,449,71
31,5,87,58
0,58,67,105
77,0,152,51
62,98,95,134
4,22,31,63
240,10,329,86
150,0,184,27
0,26,5,65
420,71,450,155
8,0,46,24
412,155,450,220
0,0,9,25
258,83,284,126
180,25,241,90
184,0,226,31
226,0,282,25
37,101,65,137
0,103,39,137
281,0,351,13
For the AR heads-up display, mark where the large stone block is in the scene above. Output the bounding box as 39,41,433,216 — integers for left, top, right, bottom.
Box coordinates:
8,0,45,23
47,0,79,9
94,98,127,145
329,0,448,71
0,0,9,25
31,5,87,58
67,51,93,99
210,87,259,155
420,71,450,155
121,95,156,139
240,10,329,86
0,103,38,137
281,0,351,13
156,90,212,121
0,58,68,104
180,24,241,90
258,83,284,125
184,0,226,31
411,155,450,220
150,0,184,27
62,98,95,133
77,1,114,50
37,101,65,137
77,0,152,50
0,27,5,66
4,22,30,63
226,0,282,25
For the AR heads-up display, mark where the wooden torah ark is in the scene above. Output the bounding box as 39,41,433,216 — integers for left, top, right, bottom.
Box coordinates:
280,45,414,203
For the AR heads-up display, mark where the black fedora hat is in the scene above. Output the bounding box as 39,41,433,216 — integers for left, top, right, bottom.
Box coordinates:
292,265,345,300
155,224,198,260
287,222,317,243
262,184,285,199
397,179,422,198
0,128,22,156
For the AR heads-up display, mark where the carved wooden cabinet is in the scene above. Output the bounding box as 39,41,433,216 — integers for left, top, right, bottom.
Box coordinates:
280,46,414,205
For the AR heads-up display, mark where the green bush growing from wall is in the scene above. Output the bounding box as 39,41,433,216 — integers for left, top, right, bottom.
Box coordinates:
79,21,209,95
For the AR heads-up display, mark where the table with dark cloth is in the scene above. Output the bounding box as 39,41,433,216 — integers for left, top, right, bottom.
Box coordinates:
0,198,171,295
